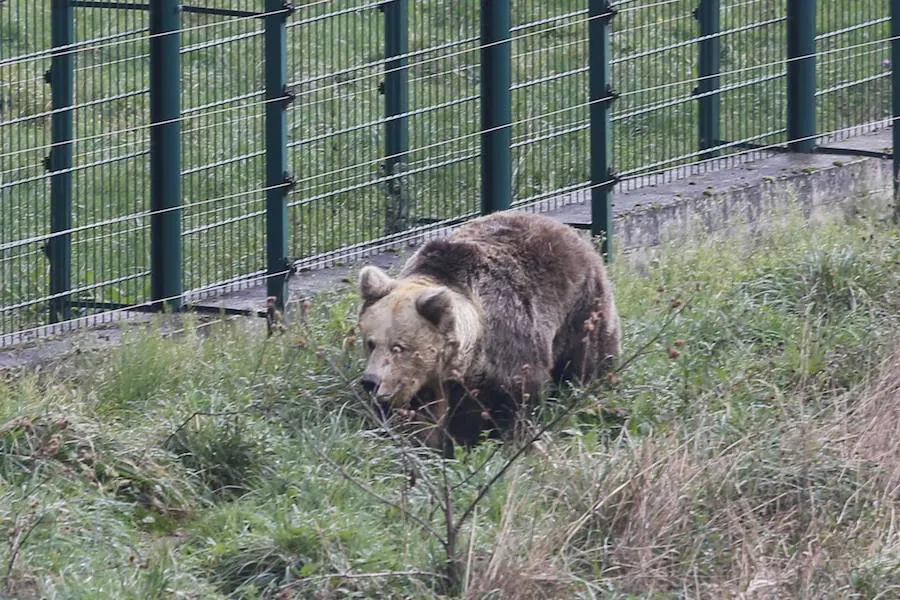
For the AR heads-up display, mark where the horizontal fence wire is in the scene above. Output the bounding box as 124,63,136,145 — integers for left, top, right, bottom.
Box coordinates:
0,0,895,343
511,3,588,210
816,5,891,143
180,1,266,297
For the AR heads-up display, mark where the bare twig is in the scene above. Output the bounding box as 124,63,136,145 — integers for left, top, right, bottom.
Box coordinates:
453,294,696,497
333,358,447,504
614,295,696,375
441,444,459,588
464,502,478,593
2,511,46,594
1,471,53,594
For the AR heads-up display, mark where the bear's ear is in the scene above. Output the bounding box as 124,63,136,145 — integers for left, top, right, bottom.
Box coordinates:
359,266,396,304
415,287,454,331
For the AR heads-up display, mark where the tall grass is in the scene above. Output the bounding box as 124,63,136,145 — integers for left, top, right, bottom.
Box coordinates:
0,206,898,598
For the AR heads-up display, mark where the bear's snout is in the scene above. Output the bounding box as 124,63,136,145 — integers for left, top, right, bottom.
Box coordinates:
360,373,381,395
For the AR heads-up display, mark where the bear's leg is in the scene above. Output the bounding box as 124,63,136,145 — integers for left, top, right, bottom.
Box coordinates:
553,323,617,388
412,392,455,458
459,368,548,445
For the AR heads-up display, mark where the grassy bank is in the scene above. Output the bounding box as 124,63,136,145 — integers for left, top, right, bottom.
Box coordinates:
1,208,899,599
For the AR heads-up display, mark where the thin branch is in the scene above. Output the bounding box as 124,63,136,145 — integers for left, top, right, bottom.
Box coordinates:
454,295,696,494
441,442,458,588
614,295,696,375
337,364,448,504
2,512,46,592
450,388,590,541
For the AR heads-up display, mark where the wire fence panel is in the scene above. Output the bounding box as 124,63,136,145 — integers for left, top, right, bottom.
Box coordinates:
718,0,787,164
70,4,151,316
285,2,385,266
407,1,481,227
817,1,892,143
511,2,589,210
0,0,896,342
611,0,700,187
2,1,153,336
181,3,266,295
1,2,53,336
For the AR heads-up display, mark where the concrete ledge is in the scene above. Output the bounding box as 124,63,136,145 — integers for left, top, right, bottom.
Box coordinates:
549,129,896,255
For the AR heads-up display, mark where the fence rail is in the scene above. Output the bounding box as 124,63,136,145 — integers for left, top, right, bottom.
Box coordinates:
1,0,896,343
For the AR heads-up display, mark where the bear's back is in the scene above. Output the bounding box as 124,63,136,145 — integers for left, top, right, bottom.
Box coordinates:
402,212,603,298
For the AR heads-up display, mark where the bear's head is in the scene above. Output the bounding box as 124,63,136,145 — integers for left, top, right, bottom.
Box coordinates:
356,265,481,407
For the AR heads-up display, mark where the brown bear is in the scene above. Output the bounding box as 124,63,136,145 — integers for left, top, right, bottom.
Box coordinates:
356,211,621,456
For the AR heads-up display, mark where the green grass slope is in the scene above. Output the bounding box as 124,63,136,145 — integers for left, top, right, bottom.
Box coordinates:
0,207,898,599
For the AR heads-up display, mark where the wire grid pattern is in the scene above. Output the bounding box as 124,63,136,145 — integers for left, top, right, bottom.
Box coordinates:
284,2,486,267
612,0,698,187
611,0,785,186
511,3,589,210
0,0,895,341
407,2,481,224
71,8,151,310
285,2,383,263
1,1,52,336
816,2,892,144
717,0,787,165
1,2,152,336
182,3,267,295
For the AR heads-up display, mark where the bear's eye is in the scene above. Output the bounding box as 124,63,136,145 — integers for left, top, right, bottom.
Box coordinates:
391,344,405,354
366,339,376,352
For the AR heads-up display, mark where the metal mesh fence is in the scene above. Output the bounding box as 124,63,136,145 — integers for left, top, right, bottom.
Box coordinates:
612,0,700,185
70,6,150,317
511,3,589,208
718,0,787,162
2,1,53,336
817,2,891,142
2,2,153,335
612,0,790,185
1,0,896,343
286,2,385,264
181,4,267,295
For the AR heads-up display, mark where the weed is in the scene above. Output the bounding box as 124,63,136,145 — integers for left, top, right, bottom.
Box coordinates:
163,412,263,501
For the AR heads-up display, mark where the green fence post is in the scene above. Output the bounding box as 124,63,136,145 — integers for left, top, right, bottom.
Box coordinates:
149,0,183,312
480,0,512,214
265,0,291,310
893,0,900,221
381,0,410,234
47,0,74,323
786,0,816,152
695,0,720,161
589,0,616,261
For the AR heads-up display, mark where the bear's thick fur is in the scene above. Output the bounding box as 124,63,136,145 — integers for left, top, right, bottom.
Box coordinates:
357,211,620,455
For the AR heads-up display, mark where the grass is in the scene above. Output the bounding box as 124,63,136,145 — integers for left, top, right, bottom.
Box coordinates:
0,206,898,598
0,0,892,336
